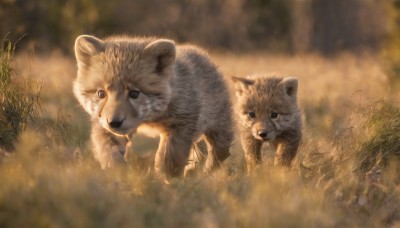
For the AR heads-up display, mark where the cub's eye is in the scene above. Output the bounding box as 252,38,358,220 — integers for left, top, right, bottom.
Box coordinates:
248,111,256,119
128,90,140,99
270,112,279,119
97,90,106,99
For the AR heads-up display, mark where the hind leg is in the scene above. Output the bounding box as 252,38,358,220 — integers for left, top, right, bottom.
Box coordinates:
203,129,233,173
184,143,206,177
154,128,194,178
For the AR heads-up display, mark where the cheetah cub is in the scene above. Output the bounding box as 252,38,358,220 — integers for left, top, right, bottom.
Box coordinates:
232,75,301,172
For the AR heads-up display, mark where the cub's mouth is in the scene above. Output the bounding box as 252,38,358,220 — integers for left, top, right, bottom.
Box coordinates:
99,118,140,136
107,127,134,136
254,136,272,142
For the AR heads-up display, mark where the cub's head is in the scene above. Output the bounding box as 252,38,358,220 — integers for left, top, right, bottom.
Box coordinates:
73,35,176,136
232,75,299,141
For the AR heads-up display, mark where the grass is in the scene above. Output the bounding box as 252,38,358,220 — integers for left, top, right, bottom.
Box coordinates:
354,103,400,175
0,40,41,151
1,50,400,227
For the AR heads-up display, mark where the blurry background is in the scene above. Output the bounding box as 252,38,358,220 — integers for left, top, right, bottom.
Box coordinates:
3,0,400,77
0,0,395,54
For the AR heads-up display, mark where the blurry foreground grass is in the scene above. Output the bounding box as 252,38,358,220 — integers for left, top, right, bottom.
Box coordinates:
1,52,400,227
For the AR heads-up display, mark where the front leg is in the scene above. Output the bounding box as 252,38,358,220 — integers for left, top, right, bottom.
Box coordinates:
154,128,193,178
91,121,129,168
273,137,300,167
241,132,263,173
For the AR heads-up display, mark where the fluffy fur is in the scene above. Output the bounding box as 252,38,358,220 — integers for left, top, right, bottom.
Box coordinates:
232,74,302,172
74,35,233,177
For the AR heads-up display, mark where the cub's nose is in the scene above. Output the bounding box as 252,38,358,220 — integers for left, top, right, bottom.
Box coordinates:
258,130,268,139
108,119,123,129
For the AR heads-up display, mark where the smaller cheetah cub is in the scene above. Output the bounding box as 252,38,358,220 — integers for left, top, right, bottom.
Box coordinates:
231,75,301,172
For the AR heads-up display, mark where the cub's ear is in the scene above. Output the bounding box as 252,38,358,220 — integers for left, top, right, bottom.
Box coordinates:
231,76,254,96
279,77,298,99
143,39,176,74
75,35,105,67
